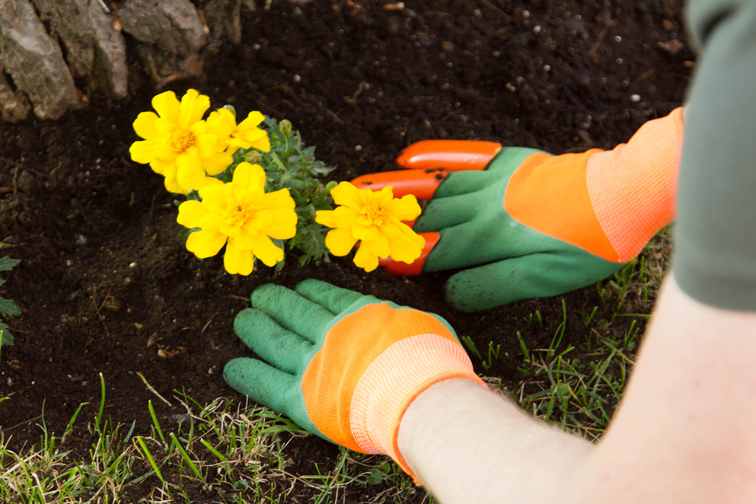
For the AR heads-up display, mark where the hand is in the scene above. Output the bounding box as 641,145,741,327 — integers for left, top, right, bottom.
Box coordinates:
223,279,484,477
352,108,683,311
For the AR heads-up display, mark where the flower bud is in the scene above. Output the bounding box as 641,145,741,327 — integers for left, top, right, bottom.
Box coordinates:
280,119,292,136
245,151,261,164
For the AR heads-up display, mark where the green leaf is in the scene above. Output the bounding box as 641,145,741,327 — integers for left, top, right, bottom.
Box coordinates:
178,227,200,241
366,467,384,485
0,297,21,317
1,329,13,346
0,256,20,272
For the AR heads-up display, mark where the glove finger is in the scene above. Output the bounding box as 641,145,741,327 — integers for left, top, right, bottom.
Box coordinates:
223,357,320,435
294,279,365,314
443,252,624,312
351,169,449,201
414,190,481,233
251,284,334,343
396,140,501,171
432,168,507,198
234,308,314,374
431,147,549,198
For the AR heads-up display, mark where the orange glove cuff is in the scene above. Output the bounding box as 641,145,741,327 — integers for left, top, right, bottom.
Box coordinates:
300,303,485,481
505,107,683,263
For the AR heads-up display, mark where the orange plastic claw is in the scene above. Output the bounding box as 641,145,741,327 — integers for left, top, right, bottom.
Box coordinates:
380,232,440,277
351,168,449,200
396,140,502,171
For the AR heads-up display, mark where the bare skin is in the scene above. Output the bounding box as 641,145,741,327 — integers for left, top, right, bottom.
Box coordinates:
398,274,756,504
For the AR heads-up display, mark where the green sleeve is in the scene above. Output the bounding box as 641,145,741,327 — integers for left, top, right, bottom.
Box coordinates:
673,0,756,311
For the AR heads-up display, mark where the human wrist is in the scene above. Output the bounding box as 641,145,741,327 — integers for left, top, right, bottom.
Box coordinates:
349,336,485,479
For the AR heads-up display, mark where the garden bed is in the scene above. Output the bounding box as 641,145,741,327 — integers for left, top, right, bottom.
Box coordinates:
0,0,689,501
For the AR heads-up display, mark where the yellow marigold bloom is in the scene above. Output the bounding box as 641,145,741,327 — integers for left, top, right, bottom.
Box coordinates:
316,182,425,272
177,162,297,275
129,89,233,194
207,108,271,153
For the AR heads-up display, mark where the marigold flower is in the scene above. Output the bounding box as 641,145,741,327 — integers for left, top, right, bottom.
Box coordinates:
316,182,425,272
129,89,233,194
177,162,297,275
207,108,271,153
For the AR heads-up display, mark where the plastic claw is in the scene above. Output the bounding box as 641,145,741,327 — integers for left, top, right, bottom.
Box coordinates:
380,232,440,276
351,168,449,200
396,140,502,171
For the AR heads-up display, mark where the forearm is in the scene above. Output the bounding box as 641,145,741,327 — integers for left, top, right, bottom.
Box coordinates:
398,378,593,504
398,276,756,504
575,276,756,503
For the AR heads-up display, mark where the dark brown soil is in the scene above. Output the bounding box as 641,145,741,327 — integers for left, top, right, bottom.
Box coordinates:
0,0,689,501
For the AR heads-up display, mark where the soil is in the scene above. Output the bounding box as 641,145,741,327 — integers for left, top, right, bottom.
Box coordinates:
0,0,689,501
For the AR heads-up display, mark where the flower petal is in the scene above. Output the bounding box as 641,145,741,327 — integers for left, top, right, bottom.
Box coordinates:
248,135,271,152
162,163,187,194
333,206,360,228
149,158,171,175
198,184,229,211
152,91,179,124
330,182,365,209
186,229,226,258
325,228,359,256
176,153,207,192
202,152,234,176
353,243,379,272
389,194,422,221
177,200,208,228
316,210,336,228
239,111,265,129
130,139,161,164
352,222,378,242
249,234,284,267
233,162,266,194
366,233,390,258
179,89,210,127
224,238,255,275
195,129,219,158
133,111,159,140
387,226,425,263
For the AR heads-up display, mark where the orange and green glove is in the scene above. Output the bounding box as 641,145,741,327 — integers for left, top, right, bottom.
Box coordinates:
223,279,485,479
352,108,684,312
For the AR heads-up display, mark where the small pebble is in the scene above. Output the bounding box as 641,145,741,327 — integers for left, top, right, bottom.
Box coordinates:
543,64,551,72
354,145,362,152
522,10,530,18
293,74,301,83
615,35,622,42
616,58,623,64
492,50,501,58
630,94,641,102
533,25,541,34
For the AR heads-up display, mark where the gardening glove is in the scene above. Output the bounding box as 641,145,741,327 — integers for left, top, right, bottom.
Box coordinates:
352,108,684,312
223,279,485,480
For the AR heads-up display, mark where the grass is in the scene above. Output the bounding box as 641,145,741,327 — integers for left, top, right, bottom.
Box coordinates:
492,228,672,440
0,386,420,503
0,228,672,502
